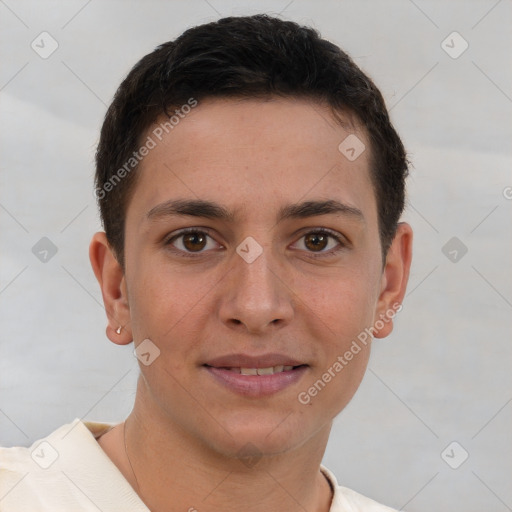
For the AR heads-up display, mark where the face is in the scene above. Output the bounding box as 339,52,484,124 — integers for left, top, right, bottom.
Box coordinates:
93,97,411,458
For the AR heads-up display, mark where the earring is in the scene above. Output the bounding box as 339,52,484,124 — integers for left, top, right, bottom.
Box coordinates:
116,326,122,335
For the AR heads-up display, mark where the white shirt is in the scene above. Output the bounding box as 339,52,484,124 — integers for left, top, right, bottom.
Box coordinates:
0,419,399,511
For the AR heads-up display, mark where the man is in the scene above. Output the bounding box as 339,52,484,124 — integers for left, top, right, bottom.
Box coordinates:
0,14,412,511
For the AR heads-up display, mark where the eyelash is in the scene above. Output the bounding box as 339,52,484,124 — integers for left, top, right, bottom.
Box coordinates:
165,227,347,259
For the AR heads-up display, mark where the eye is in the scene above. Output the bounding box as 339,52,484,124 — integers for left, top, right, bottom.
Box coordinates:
292,229,345,256
166,228,221,254
165,228,345,257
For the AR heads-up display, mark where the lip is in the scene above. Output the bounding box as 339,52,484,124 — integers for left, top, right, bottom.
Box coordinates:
203,353,308,397
204,353,305,368
204,366,308,397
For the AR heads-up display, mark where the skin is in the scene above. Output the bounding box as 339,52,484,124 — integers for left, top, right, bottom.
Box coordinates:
90,97,413,512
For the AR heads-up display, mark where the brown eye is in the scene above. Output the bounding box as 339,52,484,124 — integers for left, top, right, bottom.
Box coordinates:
167,230,219,254
182,232,207,252
291,229,345,257
304,232,329,252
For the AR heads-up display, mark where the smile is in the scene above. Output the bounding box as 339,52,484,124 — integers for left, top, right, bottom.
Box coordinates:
216,365,298,375
203,364,308,397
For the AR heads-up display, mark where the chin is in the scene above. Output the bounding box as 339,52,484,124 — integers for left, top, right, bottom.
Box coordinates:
202,410,316,459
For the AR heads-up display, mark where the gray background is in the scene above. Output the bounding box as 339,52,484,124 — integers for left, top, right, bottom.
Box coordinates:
1,1,511,510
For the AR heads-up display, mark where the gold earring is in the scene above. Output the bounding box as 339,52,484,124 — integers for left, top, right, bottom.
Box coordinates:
116,326,122,335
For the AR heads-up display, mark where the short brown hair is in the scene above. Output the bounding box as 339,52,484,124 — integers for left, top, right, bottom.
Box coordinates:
95,14,408,269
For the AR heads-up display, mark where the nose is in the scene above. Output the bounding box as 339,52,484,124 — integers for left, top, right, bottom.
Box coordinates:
217,243,294,335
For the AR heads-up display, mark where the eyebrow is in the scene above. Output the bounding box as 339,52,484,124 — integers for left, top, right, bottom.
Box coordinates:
146,198,364,223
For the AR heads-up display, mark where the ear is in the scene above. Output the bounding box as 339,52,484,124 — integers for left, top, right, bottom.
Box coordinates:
373,222,413,339
89,232,132,345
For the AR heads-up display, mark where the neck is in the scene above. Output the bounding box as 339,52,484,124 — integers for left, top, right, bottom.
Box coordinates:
105,381,334,512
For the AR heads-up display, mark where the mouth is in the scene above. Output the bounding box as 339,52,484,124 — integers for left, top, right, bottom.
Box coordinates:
203,364,306,375
202,357,309,397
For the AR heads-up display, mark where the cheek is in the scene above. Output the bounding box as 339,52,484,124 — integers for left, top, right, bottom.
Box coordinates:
298,282,373,413
127,259,215,353
297,266,379,337
298,266,379,409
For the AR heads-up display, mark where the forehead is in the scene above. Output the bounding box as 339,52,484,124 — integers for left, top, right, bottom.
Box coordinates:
127,97,376,225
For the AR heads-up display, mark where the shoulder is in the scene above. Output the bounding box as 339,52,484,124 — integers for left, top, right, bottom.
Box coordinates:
335,486,401,512
0,419,77,509
321,466,401,512
0,419,145,511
